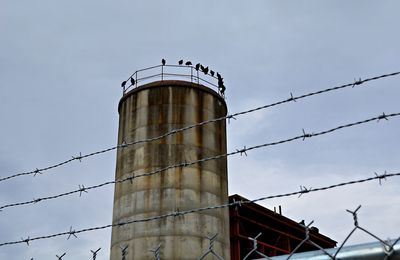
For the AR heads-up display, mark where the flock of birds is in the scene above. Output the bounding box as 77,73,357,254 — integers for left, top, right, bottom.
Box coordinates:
121,59,226,95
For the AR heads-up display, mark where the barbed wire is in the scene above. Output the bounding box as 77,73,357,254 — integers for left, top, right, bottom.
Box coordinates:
0,112,398,212
1,168,399,248
1,71,399,183
17,206,400,259
24,234,400,260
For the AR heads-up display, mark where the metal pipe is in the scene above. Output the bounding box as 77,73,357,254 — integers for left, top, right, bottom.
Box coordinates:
266,239,400,260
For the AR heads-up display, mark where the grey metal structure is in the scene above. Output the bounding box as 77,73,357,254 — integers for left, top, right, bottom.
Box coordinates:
110,80,230,259
267,240,400,260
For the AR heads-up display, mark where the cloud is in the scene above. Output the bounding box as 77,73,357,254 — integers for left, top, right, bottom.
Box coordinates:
1,1,400,258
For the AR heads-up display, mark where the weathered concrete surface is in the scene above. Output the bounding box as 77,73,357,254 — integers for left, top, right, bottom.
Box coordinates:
110,80,230,260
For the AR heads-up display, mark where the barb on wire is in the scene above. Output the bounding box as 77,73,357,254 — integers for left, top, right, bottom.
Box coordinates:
120,140,127,149
67,226,77,240
227,114,237,124
236,146,247,156
90,248,101,260
172,207,183,218
1,71,399,183
302,129,312,140
78,185,88,197
21,236,30,246
288,92,296,102
33,198,42,204
127,174,134,184
1,169,400,248
198,233,224,260
378,112,389,122
56,252,66,260
72,152,83,162
298,186,312,198
180,160,189,168
375,171,387,185
1,112,399,213
33,169,41,177
352,77,363,87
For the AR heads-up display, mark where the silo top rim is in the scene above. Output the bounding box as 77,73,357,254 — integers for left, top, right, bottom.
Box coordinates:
118,80,227,113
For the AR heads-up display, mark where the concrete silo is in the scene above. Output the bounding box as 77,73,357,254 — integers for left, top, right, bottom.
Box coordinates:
110,79,230,259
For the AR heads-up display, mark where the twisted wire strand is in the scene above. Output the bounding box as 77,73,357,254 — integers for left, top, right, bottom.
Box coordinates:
1,71,399,183
1,170,399,247
0,112,399,212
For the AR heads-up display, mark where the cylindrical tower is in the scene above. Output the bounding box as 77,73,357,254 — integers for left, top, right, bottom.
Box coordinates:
110,80,230,259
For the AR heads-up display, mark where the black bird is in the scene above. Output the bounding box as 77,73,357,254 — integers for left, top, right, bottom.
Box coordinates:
210,70,215,77
218,76,226,95
195,63,201,71
178,60,183,65
219,84,226,95
161,58,166,66
220,85,226,95
121,80,127,88
185,61,192,66
218,77,224,88
200,64,205,71
130,77,135,86
202,66,209,75
217,72,222,80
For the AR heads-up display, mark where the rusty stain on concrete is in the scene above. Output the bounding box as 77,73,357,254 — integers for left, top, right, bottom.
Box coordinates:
110,80,229,260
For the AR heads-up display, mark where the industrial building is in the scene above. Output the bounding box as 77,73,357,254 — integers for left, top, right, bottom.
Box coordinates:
229,194,336,259
110,64,336,259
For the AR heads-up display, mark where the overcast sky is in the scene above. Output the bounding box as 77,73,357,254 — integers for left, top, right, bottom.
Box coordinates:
1,1,400,259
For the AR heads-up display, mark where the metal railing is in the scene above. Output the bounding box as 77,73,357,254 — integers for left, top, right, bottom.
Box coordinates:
121,64,224,97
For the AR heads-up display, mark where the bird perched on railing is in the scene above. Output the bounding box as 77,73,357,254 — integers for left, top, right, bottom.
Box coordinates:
210,70,215,77
195,63,201,71
130,77,135,86
121,80,127,88
219,83,226,96
185,61,192,66
161,58,166,66
202,66,209,75
178,60,183,65
217,73,226,95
